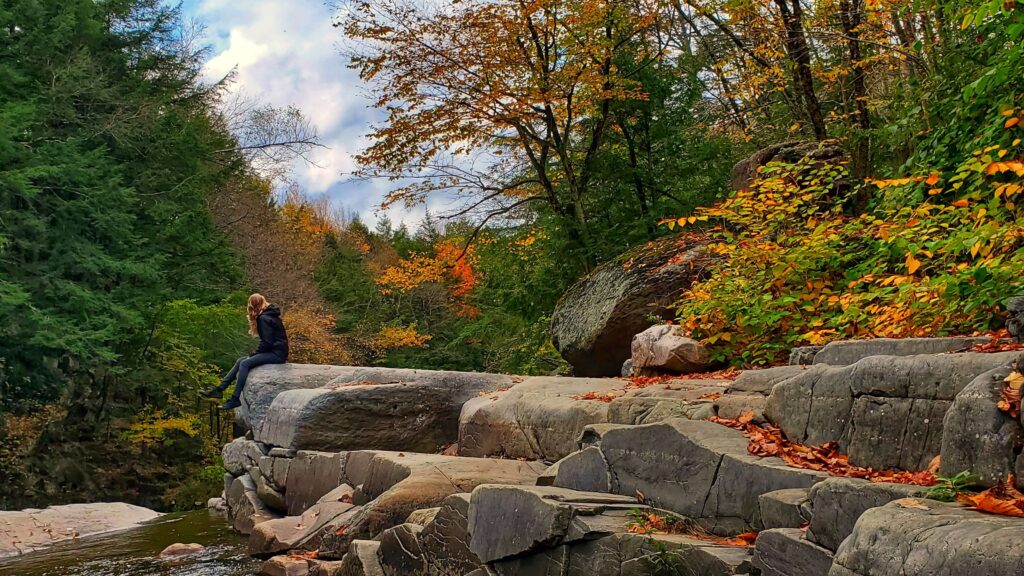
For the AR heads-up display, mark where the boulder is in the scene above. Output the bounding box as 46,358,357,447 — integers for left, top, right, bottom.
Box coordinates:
550,235,710,376
252,467,287,513
765,352,1021,471
829,500,1024,576
259,555,312,576
630,324,714,375
222,437,268,476
249,501,358,556
0,502,161,558
1006,295,1024,339
730,140,846,192
241,364,359,432
790,346,823,366
458,375,729,461
405,507,439,526
258,368,515,452
227,474,281,535
715,366,815,423
811,337,992,366
805,477,923,552
285,451,345,516
549,447,611,493
158,542,204,558
940,363,1024,487
758,488,812,530
753,528,834,576
466,485,639,563
317,452,546,558
377,523,425,576
580,418,827,534
418,494,481,576
338,540,385,576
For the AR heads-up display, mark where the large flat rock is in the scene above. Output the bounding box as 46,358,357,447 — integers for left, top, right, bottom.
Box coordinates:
765,352,1021,471
811,337,993,365
257,368,515,452
241,364,359,432
570,418,827,534
458,376,728,461
0,503,160,558
829,500,1024,576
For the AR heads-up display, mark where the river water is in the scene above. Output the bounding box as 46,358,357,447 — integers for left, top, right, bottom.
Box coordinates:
0,509,259,576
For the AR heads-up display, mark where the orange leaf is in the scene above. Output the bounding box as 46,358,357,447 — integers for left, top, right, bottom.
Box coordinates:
925,173,939,186
1006,117,1021,129
951,199,969,208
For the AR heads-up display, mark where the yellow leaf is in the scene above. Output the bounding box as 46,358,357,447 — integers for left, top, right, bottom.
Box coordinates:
1005,371,1024,390
906,253,921,274
928,188,943,195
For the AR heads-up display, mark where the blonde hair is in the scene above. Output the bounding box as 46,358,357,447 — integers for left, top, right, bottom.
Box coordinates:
247,293,269,336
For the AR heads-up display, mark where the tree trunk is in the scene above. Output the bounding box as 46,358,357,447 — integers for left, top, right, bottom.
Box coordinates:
839,0,871,181
774,0,827,140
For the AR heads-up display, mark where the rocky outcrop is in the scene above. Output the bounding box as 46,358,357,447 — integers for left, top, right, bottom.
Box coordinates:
254,368,515,452
467,485,753,576
240,364,359,432
630,324,715,375
804,477,923,552
940,364,1024,487
830,500,1024,576
550,235,710,376
572,418,827,534
0,503,160,558
753,528,834,576
809,336,993,365
765,351,1021,471
458,375,728,461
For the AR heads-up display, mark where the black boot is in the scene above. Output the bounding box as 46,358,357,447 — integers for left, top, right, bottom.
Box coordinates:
220,397,242,410
201,386,224,399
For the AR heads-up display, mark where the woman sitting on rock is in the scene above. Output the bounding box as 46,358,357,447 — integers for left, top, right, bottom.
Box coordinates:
204,293,289,410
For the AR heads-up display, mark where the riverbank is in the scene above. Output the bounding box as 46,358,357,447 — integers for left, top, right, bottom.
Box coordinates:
0,508,257,576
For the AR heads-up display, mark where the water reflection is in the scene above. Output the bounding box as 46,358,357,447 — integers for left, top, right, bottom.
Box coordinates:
0,509,258,576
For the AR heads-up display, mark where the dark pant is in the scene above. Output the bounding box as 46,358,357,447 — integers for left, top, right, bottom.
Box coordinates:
216,353,286,401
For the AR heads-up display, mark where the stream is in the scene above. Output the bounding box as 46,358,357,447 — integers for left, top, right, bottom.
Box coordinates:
0,509,259,576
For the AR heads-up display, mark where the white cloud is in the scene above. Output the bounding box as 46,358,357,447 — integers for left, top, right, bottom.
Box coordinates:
187,0,416,227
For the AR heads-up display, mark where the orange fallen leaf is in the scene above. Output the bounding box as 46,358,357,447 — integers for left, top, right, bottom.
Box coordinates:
894,498,930,510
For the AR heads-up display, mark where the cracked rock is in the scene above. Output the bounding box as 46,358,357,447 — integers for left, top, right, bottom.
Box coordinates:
753,528,833,576
805,477,923,552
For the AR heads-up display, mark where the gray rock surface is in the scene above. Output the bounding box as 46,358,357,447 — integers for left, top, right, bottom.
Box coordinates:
0,503,160,558
592,419,826,534
466,485,638,563
318,452,545,558
753,528,834,576
258,368,516,453
285,451,345,516
240,364,358,432
490,532,754,576
830,500,1024,576
550,447,611,493
337,540,384,576
630,324,714,375
458,376,728,461
758,488,812,530
805,477,923,552
790,346,823,366
377,523,425,576
550,235,710,376
249,501,358,556
940,363,1024,486
811,337,992,365
765,352,1020,471
226,474,281,535
418,494,481,576
222,437,268,476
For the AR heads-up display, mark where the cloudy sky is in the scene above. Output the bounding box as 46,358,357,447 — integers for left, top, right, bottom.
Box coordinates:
181,0,431,228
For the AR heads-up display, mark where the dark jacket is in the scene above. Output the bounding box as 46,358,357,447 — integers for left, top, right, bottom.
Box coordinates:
255,305,289,359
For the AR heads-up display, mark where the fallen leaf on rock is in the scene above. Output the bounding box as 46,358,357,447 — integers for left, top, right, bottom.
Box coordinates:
958,475,1024,517
894,498,930,510
340,493,353,504
708,415,937,486
334,524,348,536
572,391,621,402
927,455,941,473
998,370,1023,418
699,392,722,400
